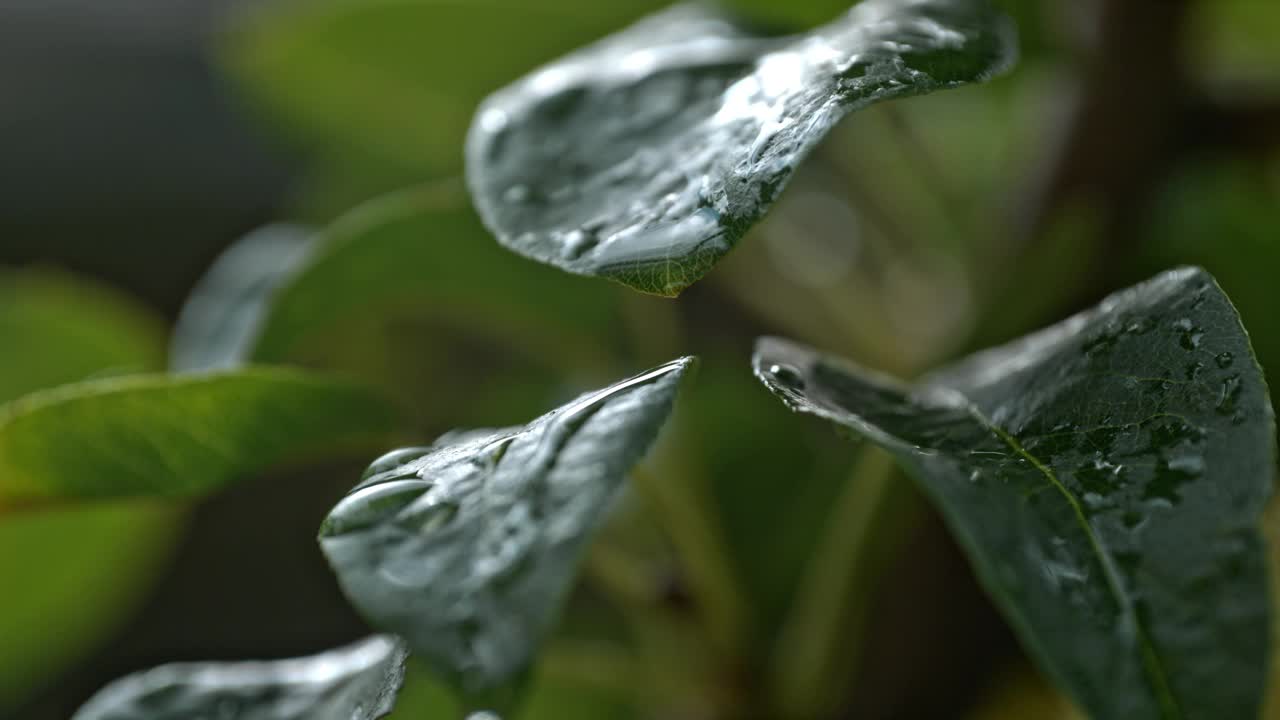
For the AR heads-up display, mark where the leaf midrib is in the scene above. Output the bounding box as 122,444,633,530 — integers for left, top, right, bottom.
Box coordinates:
967,404,1183,719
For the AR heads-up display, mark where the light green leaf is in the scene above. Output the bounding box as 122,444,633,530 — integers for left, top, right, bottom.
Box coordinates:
465,0,1016,296
0,270,164,404
319,358,694,709
72,635,408,720
0,500,181,712
0,369,401,504
753,268,1275,719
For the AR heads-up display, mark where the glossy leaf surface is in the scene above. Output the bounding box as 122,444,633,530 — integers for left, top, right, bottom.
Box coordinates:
73,635,407,720
754,268,1275,719
320,358,694,703
0,370,400,504
466,0,1015,296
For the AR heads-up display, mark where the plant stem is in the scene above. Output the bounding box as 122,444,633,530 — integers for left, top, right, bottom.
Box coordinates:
768,447,920,718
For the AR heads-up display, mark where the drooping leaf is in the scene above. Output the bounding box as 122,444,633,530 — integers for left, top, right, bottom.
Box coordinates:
170,224,313,372
466,0,1016,296
753,268,1276,719
0,269,165,404
72,635,408,720
0,369,400,504
319,358,694,707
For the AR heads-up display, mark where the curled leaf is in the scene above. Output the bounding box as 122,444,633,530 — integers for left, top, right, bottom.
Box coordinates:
466,0,1016,296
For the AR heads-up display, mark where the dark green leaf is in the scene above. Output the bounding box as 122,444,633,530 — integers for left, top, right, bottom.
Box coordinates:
753,268,1275,719
72,635,407,720
466,0,1015,296
170,224,313,372
319,358,694,706
0,369,401,504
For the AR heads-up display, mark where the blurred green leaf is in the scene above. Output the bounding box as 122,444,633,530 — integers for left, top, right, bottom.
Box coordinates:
0,268,178,713
170,224,313,372
250,185,620,372
754,268,1275,719
221,0,664,190
465,0,1016,296
0,501,180,712
174,185,627,431
72,635,407,720
0,369,400,504
320,358,693,711
0,270,165,404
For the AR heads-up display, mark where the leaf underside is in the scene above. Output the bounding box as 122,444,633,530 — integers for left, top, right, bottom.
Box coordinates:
319,358,694,704
72,635,407,720
754,267,1276,719
466,0,1016,296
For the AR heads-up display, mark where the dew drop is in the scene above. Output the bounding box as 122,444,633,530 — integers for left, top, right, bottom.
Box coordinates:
1166,455,1205,476
768,363,805,389
560,228,600,260
1185,361,1205,381
362,446,433,481
503,185,531,204
1216,375,1243,415
1215,352,1235,369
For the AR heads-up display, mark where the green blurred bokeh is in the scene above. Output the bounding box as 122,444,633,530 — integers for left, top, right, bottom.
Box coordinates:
2,0,1278,718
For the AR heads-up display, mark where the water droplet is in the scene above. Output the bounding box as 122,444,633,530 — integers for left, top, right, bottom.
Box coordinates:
969,469,981,483
1173,318,1203,350
1215,352,1235,369
1184,362,1205,381
560,228,600,260
768,363,805,389
362,446,433,481
1166,455,1205,476
320,479,431,537
1216,375,1243,415
404,501,460,535
503,185,531,204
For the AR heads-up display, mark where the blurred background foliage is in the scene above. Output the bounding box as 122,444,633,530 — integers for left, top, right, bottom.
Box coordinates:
1,0,1277,718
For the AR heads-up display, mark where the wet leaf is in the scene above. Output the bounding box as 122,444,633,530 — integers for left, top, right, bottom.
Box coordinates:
753,268,1275,719
319,358,694,706
0,369,400,504
466,0,1016,296
73,635,407,720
